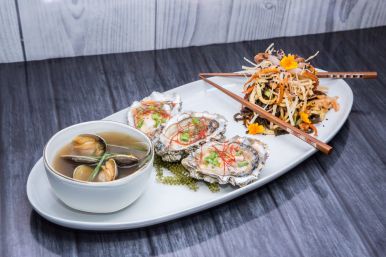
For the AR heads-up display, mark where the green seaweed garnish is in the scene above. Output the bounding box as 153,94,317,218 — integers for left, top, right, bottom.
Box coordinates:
206,182,220,192
154,156,220,192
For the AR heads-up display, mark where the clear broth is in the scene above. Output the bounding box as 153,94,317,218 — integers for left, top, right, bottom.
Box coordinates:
52,132,148,181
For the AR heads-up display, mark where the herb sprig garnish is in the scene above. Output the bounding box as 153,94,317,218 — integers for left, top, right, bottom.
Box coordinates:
88,152,110,181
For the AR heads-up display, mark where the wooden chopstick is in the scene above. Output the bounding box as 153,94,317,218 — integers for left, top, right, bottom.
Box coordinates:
199,71,377,79
199,74,333,155
316,71,377,79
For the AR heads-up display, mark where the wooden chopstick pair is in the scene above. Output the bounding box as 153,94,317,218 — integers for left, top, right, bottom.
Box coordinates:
199,74,333,155
200,71,378,79
199,67,377,154
199,70,377,154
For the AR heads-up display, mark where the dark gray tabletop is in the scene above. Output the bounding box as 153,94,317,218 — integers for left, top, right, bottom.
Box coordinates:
1,27,385,257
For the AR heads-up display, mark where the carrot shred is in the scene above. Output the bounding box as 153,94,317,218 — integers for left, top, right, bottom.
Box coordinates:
276,83,284,104
243,85,255,94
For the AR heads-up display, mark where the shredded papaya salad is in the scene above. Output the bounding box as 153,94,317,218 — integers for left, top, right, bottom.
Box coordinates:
234,44,339,136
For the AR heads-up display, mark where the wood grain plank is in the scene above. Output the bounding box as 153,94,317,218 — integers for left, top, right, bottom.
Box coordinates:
332,0,386,30
18,0,156,61
0,0,23,62
155,0,233,48
156,0,386,49
99,51,161,112
145,188,303,257
0,61,80,257
268,157,373,257
313,33,386,255
13,0,386,62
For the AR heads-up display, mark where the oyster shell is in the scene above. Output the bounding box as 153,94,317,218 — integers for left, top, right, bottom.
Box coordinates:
181,136,269,187
154,112,227,162
127,91,182,139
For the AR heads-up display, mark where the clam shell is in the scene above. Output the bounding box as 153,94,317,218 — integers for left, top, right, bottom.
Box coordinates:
154,112,227,162
71,134,106,157
108,154,138,168
61,155,99,164
97,159,118,182
127,91,182,139
181,136,269,187
73,165,94,181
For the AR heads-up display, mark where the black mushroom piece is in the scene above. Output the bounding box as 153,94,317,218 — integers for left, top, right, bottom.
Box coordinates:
309,114,321,124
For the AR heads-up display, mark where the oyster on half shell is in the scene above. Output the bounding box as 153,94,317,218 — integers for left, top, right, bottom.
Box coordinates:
154,112,227,162
128,91,182,139
181,136,269,187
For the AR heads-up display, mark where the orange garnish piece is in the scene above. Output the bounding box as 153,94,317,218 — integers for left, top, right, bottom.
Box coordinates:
247,123,265,134
300,112,311,124
280,55,298,70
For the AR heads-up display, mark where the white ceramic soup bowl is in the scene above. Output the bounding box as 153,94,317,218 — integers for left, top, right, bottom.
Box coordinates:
43,120,154,213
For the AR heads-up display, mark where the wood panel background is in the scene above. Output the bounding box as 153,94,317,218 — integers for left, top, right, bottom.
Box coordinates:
18,0,155,61
155,0,386,48
1,0,386,62
0,0,23,62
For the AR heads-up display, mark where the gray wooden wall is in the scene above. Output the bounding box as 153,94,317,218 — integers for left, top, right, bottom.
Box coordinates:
1,0,386,63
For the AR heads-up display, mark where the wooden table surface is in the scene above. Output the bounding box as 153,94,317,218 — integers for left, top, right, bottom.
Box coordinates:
1,27,385,257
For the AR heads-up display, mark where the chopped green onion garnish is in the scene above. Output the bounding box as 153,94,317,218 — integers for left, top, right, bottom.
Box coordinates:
152,113,161,120
204,151,220,167
237,160,249,168
151,113,163,128
137,119,144,128
180,132,190,142
192,117,200,125
154,119,161,128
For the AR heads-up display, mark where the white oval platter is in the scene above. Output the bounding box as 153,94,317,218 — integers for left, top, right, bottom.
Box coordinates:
27,75,353,230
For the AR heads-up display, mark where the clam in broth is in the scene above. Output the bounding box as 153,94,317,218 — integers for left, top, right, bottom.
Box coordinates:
53,132,150,182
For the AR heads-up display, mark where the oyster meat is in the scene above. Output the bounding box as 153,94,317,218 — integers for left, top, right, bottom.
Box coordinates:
128,91,182,139
154,112,227,162
181,136,269,187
